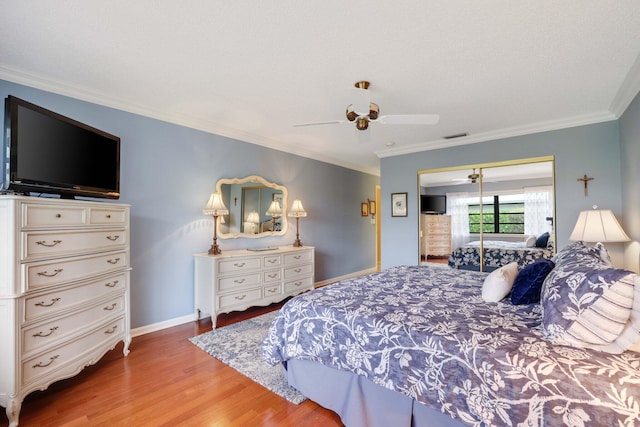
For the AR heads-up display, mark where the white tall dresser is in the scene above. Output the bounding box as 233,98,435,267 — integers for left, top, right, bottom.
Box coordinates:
0,196,131,427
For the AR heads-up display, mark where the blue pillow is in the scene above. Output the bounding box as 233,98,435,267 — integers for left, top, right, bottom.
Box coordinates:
510,259,555,305
535,232,550,248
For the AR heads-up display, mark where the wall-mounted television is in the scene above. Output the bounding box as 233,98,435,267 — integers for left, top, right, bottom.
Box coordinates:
2,96,120,199
420,194,446,214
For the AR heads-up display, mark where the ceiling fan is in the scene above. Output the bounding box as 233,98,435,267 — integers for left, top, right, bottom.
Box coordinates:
293,81,440,131
453,168,482,184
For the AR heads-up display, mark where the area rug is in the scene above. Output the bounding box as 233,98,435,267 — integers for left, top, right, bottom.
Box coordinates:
188,311,307,404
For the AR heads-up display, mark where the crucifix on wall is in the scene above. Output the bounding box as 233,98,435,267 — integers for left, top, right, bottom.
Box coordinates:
577,174,594,196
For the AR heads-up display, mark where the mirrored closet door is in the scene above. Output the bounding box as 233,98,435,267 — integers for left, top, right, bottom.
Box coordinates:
418,156,555,272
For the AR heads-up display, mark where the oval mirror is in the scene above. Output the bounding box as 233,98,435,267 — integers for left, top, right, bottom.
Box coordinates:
216,176,288,239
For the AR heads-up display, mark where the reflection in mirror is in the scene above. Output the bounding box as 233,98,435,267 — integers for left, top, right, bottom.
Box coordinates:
418,157,555,272
216,176,288,239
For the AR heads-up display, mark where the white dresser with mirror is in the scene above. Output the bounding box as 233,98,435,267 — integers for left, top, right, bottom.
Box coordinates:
194,246,314,328
0,196,131,427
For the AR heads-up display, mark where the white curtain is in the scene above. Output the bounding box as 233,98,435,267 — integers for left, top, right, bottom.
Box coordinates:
524,186,553,236
446,192,470,249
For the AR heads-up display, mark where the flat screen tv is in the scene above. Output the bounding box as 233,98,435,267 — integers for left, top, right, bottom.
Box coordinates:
420,194,446,214
2,96,120,199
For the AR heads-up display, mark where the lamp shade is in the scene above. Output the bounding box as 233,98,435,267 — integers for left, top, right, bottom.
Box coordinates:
265,200,282,217
203,193,229,216
246,211,260,223
288,199,307,218
569,208,630,243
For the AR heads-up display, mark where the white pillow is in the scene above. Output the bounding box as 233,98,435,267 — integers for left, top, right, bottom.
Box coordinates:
525,235,537,247
482,262,519,302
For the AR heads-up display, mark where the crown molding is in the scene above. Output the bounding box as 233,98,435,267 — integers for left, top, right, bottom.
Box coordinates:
609,52,640,117
375,111,617,159
0,65,380,176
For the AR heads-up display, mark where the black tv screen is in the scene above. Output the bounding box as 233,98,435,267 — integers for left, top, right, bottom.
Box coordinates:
2,96,120,199
421,195,446,214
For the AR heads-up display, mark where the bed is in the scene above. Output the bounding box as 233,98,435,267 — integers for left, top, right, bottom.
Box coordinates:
448,239,554,271
262,242,640,427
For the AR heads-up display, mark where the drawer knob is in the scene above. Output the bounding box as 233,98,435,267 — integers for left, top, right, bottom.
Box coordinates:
37,269,63,278
267,259,277,264
105,280,119,288
35,297,61,307
294,255,301,259
106,214,112,219
234,294,247,300
105,325,118,334
234,278,246,284
106,235,120,241
234,262,246,268
33,355,59,368
36,240,63,247
33,326,59,338
104,303,117,311
267,288,277,293
294,268,302,273
294,282,302,287
107,258,121,265
268,273,277,278
55,213,62,218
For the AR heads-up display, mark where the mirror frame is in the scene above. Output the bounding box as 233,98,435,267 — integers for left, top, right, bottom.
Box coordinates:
417,156,556,271
216,175,288,239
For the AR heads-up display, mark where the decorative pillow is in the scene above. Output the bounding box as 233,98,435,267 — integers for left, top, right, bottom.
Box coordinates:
525,235,537,247
482,262,518,302
541,259,639,353
535,232,550,248
511,259,555,305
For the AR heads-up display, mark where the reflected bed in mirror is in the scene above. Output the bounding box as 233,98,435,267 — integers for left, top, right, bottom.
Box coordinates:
216,176,288,239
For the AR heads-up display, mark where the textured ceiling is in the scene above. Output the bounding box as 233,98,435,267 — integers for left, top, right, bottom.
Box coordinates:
2,1,640,175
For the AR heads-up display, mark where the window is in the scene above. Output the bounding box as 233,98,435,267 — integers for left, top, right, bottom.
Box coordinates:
468,194,525,234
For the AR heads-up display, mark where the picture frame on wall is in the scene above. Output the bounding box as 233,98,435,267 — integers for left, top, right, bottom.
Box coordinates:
361,202,369,216
391,192,407,217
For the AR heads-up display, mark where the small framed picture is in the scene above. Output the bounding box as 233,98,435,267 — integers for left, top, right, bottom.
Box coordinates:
391,192,407,217
369,200,376,215
361,202,369,216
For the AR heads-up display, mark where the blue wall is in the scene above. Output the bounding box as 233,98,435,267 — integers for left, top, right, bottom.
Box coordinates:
620,90,640,271
0,80,379,328
380,122,624,269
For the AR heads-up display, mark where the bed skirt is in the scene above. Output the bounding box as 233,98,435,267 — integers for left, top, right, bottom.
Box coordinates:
285,359,464,427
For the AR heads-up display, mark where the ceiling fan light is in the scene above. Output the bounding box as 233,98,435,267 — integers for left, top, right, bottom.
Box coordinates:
345,105,358,122
369,103,379,120
356,117,369,130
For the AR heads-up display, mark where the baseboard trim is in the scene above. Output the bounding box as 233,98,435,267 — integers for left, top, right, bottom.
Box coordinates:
130,266,378,338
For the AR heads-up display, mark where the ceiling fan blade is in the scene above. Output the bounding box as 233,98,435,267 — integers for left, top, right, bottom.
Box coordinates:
377,114,440,125
293,120,344,128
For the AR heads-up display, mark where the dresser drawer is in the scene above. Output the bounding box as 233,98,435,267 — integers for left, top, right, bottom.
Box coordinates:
22,316,125,387
218,257,261,274
263,269,281,283
218,288,262,309
22,272,128,322
22,204,87,229
284,263,313,279
22,295,125,354
217,272,261,291
22,229,128,261
89,207,128,226
284,276,313,294
263,283,283,298
262,254,282,268
284,250,313,265
24,250,129,291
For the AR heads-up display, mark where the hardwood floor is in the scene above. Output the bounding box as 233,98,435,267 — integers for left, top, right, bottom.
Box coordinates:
2,303,344,427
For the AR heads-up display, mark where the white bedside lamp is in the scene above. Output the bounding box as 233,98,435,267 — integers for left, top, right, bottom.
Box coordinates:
569,206,630,243
287,199,307,247
203,193,229,255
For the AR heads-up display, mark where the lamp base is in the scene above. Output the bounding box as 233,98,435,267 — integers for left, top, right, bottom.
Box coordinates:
293,239,303,247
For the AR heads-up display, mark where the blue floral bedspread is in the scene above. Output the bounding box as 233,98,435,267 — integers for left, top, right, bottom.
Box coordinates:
448,242,553,271
262,265,640,426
